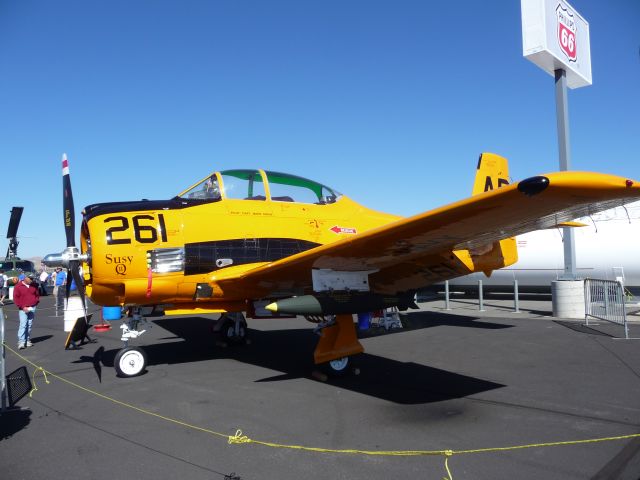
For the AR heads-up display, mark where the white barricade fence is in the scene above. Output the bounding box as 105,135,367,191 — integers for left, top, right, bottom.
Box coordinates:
584,278,629,339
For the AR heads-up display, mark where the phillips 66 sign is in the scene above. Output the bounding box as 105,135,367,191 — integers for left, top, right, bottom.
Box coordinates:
521,0,592,88
556,3,577,61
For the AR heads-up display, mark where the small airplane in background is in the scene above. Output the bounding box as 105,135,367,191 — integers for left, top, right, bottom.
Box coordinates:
438,200,640,295
44,152,640,377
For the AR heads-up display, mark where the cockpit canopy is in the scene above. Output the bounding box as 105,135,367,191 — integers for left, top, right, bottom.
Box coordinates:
178,169,342,205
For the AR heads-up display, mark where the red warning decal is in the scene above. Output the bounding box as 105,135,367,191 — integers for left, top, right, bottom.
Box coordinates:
330,225,357,235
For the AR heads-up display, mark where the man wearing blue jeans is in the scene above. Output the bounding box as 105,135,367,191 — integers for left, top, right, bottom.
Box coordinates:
13,274,40,349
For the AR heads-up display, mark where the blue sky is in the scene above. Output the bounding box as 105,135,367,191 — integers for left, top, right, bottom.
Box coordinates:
0,0,638,259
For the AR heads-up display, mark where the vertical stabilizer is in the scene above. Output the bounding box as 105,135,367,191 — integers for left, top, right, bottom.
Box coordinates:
472,152,510,196
467,153,517,276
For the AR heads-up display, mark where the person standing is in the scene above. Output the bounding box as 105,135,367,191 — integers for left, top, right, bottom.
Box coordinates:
13,274,40,349
53,267,67,315
0,270,8,305
50,268,57,288
38,268,49,296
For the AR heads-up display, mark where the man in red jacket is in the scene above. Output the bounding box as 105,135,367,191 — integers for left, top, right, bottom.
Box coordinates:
13,274,40,349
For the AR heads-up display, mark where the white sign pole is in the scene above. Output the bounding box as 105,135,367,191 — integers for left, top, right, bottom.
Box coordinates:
555,68,577,278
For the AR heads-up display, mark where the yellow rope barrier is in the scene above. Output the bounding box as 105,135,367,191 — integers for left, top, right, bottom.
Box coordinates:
4,341,640,479
29,366,50,397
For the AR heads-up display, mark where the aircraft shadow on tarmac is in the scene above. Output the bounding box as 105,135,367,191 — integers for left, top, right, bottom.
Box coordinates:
82,314,505,404
359,310,513,339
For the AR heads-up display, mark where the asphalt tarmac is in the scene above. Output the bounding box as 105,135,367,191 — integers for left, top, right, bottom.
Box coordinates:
1,293,639,480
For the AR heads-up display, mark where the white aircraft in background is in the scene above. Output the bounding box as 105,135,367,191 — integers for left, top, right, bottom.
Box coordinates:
442,200,640,295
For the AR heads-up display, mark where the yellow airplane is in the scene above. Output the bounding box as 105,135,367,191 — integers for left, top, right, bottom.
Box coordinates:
44,153,640,377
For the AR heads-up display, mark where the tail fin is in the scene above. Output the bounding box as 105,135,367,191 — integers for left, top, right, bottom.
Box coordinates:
466,152,517,276
472,152,510,196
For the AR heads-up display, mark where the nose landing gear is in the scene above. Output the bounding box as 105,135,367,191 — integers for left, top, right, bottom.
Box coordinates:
114,307,151,377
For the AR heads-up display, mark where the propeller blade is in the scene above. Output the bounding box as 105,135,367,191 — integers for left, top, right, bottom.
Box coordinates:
62,153,76,248
65,268,72,300
60,154,88,314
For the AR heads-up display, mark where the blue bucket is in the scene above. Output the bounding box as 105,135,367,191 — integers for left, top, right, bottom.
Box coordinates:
102,306,122,321
357,312,371,330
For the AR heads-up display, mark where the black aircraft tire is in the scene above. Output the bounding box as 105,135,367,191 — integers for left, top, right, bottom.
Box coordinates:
114,346,148,377
220,318,247,345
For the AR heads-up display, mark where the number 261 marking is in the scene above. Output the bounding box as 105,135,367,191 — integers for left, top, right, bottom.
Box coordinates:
104,214,168,245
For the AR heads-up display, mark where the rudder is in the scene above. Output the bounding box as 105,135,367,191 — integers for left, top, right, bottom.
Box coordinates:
472,152,510,196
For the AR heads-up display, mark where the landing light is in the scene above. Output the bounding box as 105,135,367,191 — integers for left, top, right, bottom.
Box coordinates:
517,176,550,197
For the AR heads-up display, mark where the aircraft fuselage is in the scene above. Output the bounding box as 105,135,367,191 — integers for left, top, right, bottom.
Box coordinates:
82,194,399,307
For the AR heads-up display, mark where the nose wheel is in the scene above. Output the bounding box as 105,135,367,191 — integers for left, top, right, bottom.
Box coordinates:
114,346,148,377
114,307,150,377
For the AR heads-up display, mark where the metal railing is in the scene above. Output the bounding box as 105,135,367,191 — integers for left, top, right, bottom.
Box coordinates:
584,279,629,339
442,279,521,313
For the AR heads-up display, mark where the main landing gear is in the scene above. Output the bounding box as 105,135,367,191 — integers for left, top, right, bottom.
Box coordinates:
213,312,249,346
212,312,361,377
310,314,363,378
114,308,151,377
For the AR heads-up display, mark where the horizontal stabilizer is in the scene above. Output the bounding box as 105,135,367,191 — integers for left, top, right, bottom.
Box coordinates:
551,221,587,228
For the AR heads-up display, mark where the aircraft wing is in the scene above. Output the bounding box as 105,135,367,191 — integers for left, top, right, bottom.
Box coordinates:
214,172,640,298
